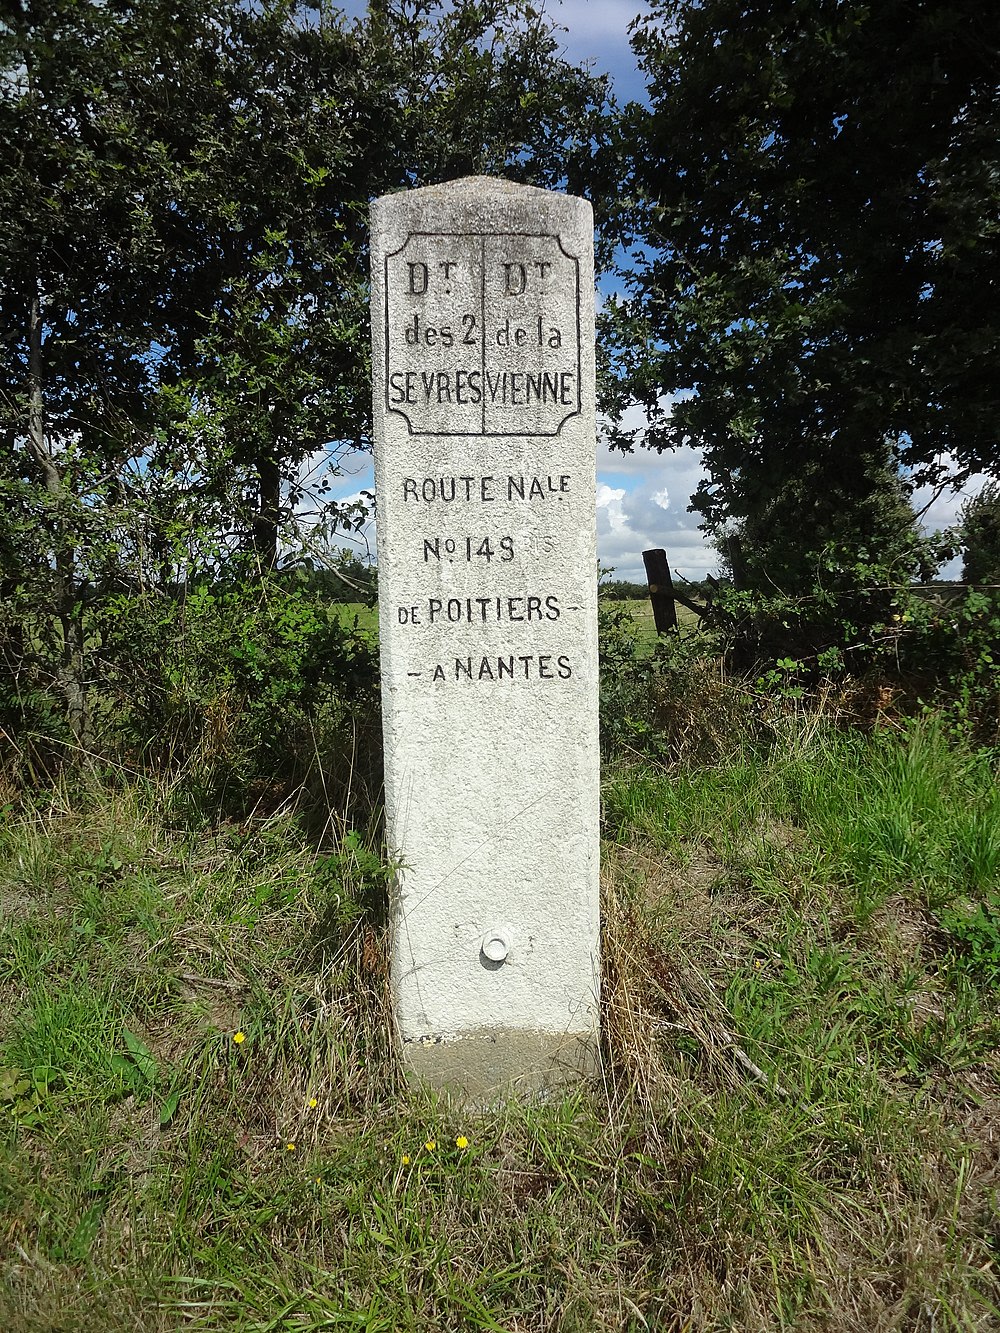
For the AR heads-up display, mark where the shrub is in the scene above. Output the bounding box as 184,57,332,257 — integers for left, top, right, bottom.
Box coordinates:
91,576,378,781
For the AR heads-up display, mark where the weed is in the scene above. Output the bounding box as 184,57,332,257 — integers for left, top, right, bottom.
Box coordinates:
2,721,999,1330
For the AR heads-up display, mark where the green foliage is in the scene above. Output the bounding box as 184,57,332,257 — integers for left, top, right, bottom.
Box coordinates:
597,585,643,678
597,577,662,754
609,0,1000,489
599,578,648,600
91,576,379,779
941,896,1000,987
600,576,717,602
599,619,741,763
656,532,993,742
893,588,1000,742
293,549,379,603
603,0,999,678
0,0,614,751
719,453,937,604
0,1063,59,1131
962,481,1000,586
311,828,397,943
3,731,1000,1328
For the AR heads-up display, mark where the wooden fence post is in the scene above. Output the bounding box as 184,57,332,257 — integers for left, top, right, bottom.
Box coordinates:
642,548,679,635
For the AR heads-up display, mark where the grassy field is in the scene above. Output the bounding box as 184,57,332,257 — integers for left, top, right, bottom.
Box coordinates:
2,689,1000,1327
334,595,695,656
604,597,702,657
329,600,379,635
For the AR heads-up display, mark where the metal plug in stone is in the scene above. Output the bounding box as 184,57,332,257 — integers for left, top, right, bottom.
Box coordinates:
480,924,515,964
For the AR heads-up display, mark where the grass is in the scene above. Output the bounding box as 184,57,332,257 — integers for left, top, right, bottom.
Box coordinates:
2,717,999,1329
602,598,701,658
330,600,379,635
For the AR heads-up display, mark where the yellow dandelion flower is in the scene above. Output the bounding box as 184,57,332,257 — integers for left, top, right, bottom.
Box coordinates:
232,1031,246,1044
308,1097,318,1109
286,1142,296,1152
401,1154,411,1166
424,1139,436,1152
455,1135,469,1150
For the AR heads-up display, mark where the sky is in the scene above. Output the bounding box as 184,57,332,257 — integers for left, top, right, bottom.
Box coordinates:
319,0,984,584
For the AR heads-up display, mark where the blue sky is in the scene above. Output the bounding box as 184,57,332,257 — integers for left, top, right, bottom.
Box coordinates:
318,0,983,584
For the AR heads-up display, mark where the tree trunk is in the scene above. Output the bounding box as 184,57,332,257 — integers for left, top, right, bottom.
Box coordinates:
0,426,25,682
26,290,91,748
254,450,280,572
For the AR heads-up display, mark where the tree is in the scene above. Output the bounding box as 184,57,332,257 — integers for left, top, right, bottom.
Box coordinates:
962,483,1000,585
0,0,612,749
605,0,1000,597
152,0,614,568
718,445,926,594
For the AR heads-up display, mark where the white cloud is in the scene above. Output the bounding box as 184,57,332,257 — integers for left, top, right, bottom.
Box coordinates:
596,482,628,532
287,447,377,564
595,399,716,582
912,469,986,534
911,464,988,578
550,0,649,45
593,450,716,583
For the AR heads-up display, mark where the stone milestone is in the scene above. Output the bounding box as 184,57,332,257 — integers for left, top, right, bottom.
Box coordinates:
370,177,600,1096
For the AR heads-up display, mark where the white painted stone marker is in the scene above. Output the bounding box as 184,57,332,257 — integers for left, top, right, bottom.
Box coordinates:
370,177,599,1095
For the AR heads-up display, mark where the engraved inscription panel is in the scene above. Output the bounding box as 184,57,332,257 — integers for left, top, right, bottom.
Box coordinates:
390,469,581,688
385,232,581,436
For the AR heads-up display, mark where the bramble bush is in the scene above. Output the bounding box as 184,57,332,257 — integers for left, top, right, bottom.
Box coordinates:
91,573,379,781
597,544,1000,756
895,589,1000,743
688,536,1000,742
